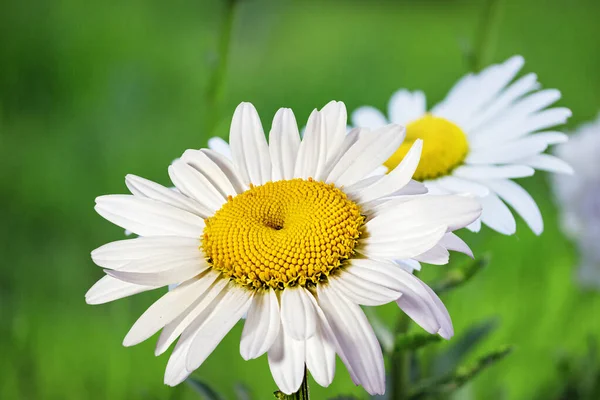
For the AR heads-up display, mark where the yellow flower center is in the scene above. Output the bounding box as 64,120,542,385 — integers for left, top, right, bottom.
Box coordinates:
202,179,364,290
384,114,469,181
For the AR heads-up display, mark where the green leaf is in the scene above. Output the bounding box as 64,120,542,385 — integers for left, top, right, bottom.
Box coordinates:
394,332,443,354
433,317,499,376
187,377,225,400
235,383,253,400
432,255,490,294
409,345,514,399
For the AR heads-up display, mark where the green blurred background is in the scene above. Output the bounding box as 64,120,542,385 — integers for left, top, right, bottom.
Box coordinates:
2,0,600,399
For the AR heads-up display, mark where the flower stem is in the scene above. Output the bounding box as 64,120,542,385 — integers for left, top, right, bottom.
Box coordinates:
470,0,503,72
390,313,411,400
274,368,310,400
205,0,238,136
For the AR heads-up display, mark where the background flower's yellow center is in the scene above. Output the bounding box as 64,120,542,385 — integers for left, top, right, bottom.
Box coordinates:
384,114,469,181
203,179,364,290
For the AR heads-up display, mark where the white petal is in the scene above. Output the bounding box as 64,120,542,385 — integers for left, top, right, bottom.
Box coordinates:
180,149,239,198
318,128,361,181
229,102,272,185
330,268,401,306
413,245,449,265
367,194,482,236
240,288,281,360
269,108,301,181
388,89,426,125
105,256,208,286
453,165,534,180
395,277,453,338
317,284,385,395
123,273,218,346
95,195,205,238
486,179,543,235
320,101,349,159
125,174,211,217
520,154,574,174
156,273,227,356
168,160,224,211
294,109,328,179
351,106,388,129
91,236,200,270
466,217,482,232
85,275,158,305
305,304,336,388
396,259,422,272
480,192,516,235
281,287,317,340
466,138,548,165
465,73,540,132
185,284,254,371
201,149,246,194
207,137,232,159
438,232,473,258
435,176,490,197
354,139,423,203
268,328,306,395
327,124,405,187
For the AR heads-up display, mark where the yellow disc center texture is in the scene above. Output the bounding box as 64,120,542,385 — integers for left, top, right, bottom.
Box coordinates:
384,114,469,181
202,179,364,290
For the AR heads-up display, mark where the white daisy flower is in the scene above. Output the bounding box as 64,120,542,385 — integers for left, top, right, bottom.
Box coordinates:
352,56,573,235
86,101,481,395
552,113,600,288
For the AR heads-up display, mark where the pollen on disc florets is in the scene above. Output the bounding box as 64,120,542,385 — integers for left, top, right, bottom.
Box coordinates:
385,114,469,181
202,178,365,290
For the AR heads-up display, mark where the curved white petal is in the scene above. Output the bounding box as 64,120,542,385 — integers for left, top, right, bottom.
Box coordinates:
123,273,218,347
317,283,385,395
229,102,272,185
91,236,200,270
480,192,516,235
351,106,388,129
355,139,422,203
185,284,254,371
520,154,574,174
168,160,224,211
207,137,232,159
294,109,328,179
388,89,426,125
95,195,205,238
125,174,211,217
201,149,246,193
453,165,535,180
268,328,306,395
180,149,239,198
320,100,348,159
269,108,301,181
327,124,405,187
330,268,401,306
85,275,158,305
240,288,281,360
435,176,490,197
281,286,317,340
487,179,543,235
156,273,227,356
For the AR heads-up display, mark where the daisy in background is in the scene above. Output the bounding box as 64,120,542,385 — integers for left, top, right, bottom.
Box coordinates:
552,113,600,289
352,56,573,236
86,101,481,395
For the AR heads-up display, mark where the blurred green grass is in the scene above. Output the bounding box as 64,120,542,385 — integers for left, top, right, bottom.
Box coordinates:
1,0,600,399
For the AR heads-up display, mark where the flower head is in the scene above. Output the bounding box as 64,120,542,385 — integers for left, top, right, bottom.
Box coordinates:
352,56,573,235
87,101,481,395
553,113,600,288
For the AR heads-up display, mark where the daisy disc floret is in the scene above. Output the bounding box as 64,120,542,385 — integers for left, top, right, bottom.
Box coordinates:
87,101,481,395
353,56,573,235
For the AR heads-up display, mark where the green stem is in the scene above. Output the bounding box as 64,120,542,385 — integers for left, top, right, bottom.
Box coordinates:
390,313,411,400
205,0,237,136
274,368,310,400
470,0,503,72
